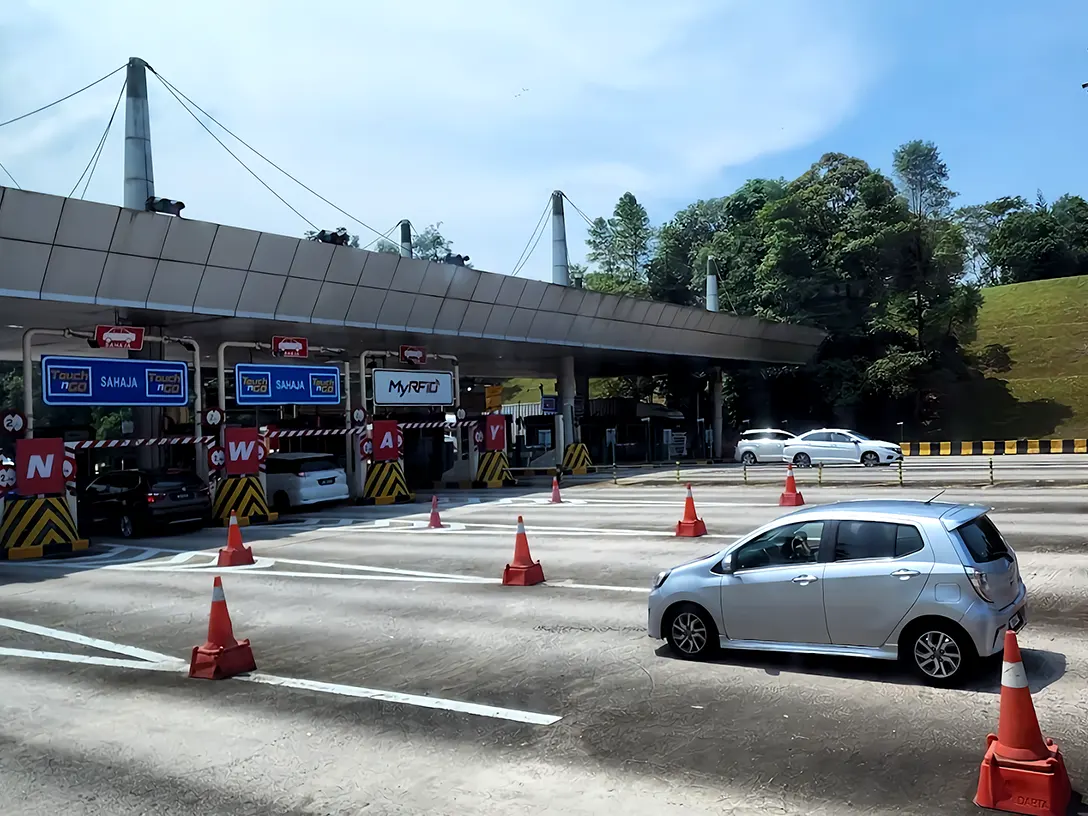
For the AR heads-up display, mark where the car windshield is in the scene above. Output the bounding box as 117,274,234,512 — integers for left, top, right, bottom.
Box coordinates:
298,456,339,473
851,432,871,441
955,515,1010,564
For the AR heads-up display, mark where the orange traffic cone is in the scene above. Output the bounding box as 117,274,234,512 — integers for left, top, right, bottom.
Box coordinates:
550,476,563,504
778,465,805,507
217,510,254,567
428,495,444,529
502,516,545,586
676,483,707,537
189,576,257,680
974,630,1071,815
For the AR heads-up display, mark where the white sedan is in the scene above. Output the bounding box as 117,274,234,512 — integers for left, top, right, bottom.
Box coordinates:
734,428,796,464
782,428,903,467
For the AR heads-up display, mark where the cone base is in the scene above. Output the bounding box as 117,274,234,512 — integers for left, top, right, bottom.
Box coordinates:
428,517,446,529
974,736,1071,816
549,497,563,504
676,519,707,537
217,546,255,567
502,561,545,586
188,639,257,680
779,492,805,507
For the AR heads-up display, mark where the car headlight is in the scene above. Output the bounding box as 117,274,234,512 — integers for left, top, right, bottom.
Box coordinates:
652,570,671,590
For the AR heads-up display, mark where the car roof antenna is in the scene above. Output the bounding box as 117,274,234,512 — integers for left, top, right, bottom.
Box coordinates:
923,489,947,504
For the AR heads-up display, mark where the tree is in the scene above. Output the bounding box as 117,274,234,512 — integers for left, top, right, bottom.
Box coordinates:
584,193,655,296
987,194,1088,284
892,140,955,219
372,222,470,265
955,196,1028,285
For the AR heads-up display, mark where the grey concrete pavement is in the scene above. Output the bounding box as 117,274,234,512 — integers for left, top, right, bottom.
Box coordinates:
1,481,1086,815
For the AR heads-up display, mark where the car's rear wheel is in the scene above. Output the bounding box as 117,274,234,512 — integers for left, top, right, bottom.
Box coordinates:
272,491,291,512
792,452,812,468
118,513,137,539
741,451,757,465
664,603,718,660
901,620,976,687
861,451,881,467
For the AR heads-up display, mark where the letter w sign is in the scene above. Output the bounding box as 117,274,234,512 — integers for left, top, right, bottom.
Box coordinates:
224,428,260,476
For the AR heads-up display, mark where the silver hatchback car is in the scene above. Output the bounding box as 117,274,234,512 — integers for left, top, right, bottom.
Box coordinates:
648,500,1027,686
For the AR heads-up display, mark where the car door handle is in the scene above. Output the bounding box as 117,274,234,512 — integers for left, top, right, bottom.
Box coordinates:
792,574,818,584
891,569,920,579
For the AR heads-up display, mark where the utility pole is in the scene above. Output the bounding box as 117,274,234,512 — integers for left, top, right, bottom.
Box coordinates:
124,58,155,210
550,190,570,286
706,255,719,313
399,220,412,258
706,255,723,459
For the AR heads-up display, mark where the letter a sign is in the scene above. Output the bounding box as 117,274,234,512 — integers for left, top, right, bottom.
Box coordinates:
371,419,400,462
224,427,260,475
16,437,65,495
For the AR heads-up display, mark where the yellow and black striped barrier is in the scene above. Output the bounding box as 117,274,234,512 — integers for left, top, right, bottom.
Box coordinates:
361,461,415,505
561,443,594,475
474,451,517,488
213,475,278,525
0,496,88,560
903,439,1088,456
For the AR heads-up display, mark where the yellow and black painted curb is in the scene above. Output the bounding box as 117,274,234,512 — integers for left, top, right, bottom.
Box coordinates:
360,461,416,505
0,496,89,560
903,439,1088,456
213,475,278,525
562,443,594,475
473,451,518,488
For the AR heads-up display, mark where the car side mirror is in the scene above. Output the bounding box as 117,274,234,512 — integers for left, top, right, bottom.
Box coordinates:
717,553,736,575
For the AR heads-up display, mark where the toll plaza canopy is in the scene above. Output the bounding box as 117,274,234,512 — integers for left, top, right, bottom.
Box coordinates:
0,186,825,373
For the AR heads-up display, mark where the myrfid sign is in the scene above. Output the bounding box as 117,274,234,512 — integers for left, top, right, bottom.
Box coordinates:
372,369,454,406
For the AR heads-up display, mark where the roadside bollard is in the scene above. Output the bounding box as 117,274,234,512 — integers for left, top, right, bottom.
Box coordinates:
989,457,994,486
817,463,823,487
612,461,618,485
676,460,680,482
743,464,748,485
898,459,904,487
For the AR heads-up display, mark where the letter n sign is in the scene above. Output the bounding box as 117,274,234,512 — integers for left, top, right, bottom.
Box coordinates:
224,427,260,475
372,420,400,462
16,437,65,495
485,414,506,452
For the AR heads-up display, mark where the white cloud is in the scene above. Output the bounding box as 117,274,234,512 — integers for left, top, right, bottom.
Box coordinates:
0,0,878,279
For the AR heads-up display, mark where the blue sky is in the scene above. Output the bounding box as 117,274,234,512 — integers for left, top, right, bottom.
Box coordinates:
2,0,1087,280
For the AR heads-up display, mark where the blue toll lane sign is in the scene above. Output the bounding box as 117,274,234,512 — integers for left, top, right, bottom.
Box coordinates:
234,363,341,406
41,356,189,407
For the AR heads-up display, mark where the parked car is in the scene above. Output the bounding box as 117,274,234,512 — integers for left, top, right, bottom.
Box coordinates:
648,500,1026,686
79,469,212,538
265,452,350,511
734,428,797,464
782,428,902,467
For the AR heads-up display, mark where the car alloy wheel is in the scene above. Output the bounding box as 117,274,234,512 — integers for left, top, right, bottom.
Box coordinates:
861,452,880,467
913,630,962,680
793,452,811,468
668,609,713,658
741,451,757,465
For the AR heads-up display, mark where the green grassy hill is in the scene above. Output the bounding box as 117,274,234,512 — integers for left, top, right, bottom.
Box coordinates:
962,275,1088,438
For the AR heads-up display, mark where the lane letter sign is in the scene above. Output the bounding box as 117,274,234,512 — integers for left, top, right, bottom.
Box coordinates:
16,437,65,495
399,345,427,365
271,336,309,358
485,414,506,452
94,325,145,351
224,427,260,475
371,420,401,461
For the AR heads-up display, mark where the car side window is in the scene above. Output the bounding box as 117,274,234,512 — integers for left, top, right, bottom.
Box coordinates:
733,521,824,570
805,432,830,443
830,433,852,443
834,521,925,561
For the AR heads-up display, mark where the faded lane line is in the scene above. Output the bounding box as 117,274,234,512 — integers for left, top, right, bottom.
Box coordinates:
239,673,562,726
0,617,186,664
0,648,187,672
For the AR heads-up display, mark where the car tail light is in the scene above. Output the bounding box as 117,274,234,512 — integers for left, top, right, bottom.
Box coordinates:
147,492,165,504
965,567,993,603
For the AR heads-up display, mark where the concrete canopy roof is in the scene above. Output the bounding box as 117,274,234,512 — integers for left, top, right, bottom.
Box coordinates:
0,186,825,377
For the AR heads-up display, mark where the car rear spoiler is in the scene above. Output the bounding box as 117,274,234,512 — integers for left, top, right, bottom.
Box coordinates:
939,504,991,531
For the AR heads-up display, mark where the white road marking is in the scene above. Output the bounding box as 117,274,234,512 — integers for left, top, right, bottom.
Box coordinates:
239,673,562,726
0,617,185,664
0,623,562,726
0,647,187,673
546,581,647,593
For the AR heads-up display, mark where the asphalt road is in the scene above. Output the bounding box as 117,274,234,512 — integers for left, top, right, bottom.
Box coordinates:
1,482,1086,815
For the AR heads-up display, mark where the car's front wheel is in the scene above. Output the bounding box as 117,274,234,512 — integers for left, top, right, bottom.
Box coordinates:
741,451,757,465
664,603,718,660
902,620,976,687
